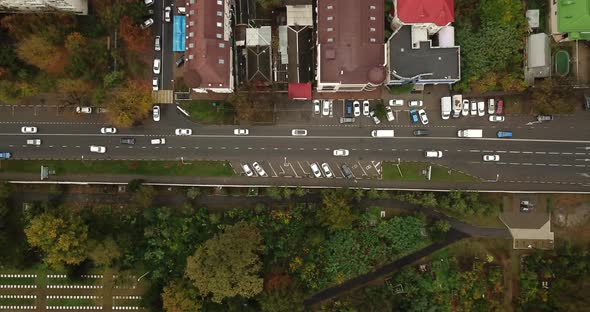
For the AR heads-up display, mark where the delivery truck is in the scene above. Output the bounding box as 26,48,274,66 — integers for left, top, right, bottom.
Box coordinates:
457,129,483,138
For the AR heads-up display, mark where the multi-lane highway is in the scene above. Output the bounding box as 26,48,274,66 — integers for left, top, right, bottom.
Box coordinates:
1,103,590,192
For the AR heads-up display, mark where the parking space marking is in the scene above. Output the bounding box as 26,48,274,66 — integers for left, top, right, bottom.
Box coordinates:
357,161,368,177
298,161,308,175
290,163,299,177
267,162,278,177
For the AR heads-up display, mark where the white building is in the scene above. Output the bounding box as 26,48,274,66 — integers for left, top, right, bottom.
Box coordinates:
0,0,87,15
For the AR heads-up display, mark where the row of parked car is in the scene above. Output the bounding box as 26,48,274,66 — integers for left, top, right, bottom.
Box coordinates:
452,98,505,122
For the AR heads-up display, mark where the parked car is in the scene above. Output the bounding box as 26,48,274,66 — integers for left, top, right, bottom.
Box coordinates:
140,18,154,29
369,111,381,125
144,0,154,6
537,115,553,122
242,164,254,177
152,105,160,121
321,163,333,178
153,59,160,74
21,126,37,134
497,130,513,138
100,127,117,134
333,149,350,156
291,129,307,136
90,145,106,153
120,138,136,145
234,128,249,135
477,101,485,116
413,129,430,136
353,100,361,117
496,100,504,114
313,100,320,114
488,115,505,122
483,154,500,162
26,139,41,145
362,100,370,116
344,100,353,117
409,100,423,107
252,162,267,177
418,109,429,125
310,163,322,178
164,6,171,22
322,100,330,116
150,138,166,145
76,106,92,114
470,101,477,116
385,106,395,121
341,164,354,179
462,99,470,116
175,55,185,67
388,99,404,106
154,36,161,51
409,109,419,123
152,77,159,91
0,152,11,159
488,99,495,115
175,128,192,136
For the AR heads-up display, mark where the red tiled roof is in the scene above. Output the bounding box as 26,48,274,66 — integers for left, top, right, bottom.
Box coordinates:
396,0,454,27
317,0,386,86
288,82,312,99
184,0,231,89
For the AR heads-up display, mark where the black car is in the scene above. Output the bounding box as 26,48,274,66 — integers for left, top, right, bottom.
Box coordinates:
344,100,353,118
175,55,185,67
120,138,136,145
341,164,354,179
413,129,430,136
584,94,590,110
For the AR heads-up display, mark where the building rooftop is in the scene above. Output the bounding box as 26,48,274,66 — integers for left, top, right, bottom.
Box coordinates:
396,0,454,26
317,0,386,86
389,26,459,82
184,0,232,90
288,26,313,83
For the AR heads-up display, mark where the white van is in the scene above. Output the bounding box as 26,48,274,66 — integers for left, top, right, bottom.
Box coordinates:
371,129,395,138
425,150,443,158
26,139,41,145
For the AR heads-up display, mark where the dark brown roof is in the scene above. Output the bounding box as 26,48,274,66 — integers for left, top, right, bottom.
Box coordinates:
317,0,386,85
185,0,232,90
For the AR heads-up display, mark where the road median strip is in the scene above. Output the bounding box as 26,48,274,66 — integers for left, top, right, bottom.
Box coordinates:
382,161,480,183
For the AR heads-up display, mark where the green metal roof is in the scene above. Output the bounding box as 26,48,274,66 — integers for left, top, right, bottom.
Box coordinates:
558,0,590,39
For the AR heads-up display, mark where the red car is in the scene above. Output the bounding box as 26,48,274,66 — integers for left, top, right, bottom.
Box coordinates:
496,100,503,115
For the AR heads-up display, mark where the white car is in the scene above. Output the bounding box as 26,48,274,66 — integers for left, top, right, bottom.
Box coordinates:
321,163,333,178
152,77,159,91
322,100,330,116
389,99,404,107
313,100,320,114
369,111,381,125
153,59,161,74
90,145,106,154
483,154,500,162
164,6,171,22
291,129,307,136
418,109,429,125
175,128,192,136
150,138,166,145
26,139,41,145
477,101,485,116
140,18,154,29
409,100,423,107
242,164,254,177
333,149,350,156
310,163,322,178
470,101,477,116
21,126,37,134
488,115,505,122
100,127,117,134
362,100,370,116
76,106,92,114
488,99,495,115
152,105,160,121
462,99,470,116
353,101,361,117
144,0,154,6
252,162,267,177
154,36,161,51
234,128,249,135
386,106,395,121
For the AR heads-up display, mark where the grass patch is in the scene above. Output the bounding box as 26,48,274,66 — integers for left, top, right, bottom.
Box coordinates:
179,100,234,124
382,162,479,183
47,298,98,306
0,160,234,177
0,276,36,285
387,84,414,95
114,298,143,307
504,95,528,114
0,298,36,306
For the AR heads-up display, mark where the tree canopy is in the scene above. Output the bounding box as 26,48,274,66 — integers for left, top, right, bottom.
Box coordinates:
185,221,263,303
316,189,356,232
161,280,202,312
105,81,152,127
24,213,88,268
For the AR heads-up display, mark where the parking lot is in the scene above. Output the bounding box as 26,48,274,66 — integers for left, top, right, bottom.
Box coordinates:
231,159,382,180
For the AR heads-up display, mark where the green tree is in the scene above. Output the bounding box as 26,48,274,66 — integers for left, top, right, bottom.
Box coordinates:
161,279,202,312
294,186,307,197
56,78,93,107
317,189,356,232
185,221,263,303
256,0,282,9
186,187,201,200
258,285,305,312
531,78,576,114
373,102,387,120
131,185,155,209
24,213,88,268
266,187,282,200
87,237,121,267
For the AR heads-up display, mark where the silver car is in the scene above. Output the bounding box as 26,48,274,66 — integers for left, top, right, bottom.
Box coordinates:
242,164,254,177
310,163,322,178
333,149,350,156
291,129,307,136
321,163,333,178
252,162,267,177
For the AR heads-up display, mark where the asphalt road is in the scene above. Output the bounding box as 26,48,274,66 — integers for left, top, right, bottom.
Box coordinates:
152,0,173,90
1,103,590,191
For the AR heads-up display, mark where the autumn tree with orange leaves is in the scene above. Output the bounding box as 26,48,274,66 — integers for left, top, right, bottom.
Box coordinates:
118,16,151,53
105,81,152,127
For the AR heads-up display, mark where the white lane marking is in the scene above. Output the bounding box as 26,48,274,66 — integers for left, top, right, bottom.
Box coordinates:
496,150,506,153
511,151,522,154
221,147,226,150
509,162,520,165
523,163,533,165
549,164,559,166
208,147,213,149
549,152,559,155
575,152,585,155
562,152,573,155
469,150,480,152
267,162,278,177
535,151,546,154
535,163,546,166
